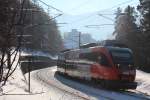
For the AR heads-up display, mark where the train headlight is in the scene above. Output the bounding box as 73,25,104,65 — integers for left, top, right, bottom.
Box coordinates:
122,71,129,75
128,64,131,67
117,64,120,68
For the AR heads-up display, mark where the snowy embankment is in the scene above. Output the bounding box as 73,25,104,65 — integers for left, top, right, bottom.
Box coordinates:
136,70,150,95
20,50,58,60
0,51,58,100
0,67,58,100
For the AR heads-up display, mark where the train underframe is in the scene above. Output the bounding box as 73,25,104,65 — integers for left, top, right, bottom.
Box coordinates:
92,78,137,89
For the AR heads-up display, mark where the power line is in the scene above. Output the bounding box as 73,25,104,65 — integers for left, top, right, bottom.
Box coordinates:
37,0,63,13
85,24,114,28
67,0,134,26
97,0,134,12
98,14,114,22
68,0,92,12
33,0,64,20
69,14,97,24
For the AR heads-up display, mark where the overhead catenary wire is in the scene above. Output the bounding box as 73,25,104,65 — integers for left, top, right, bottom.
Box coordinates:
68,0,92,12
97,0,135,13
69,14,97,25
68,0,135,25
98,14,114,22
86,0,136,29
85,24,114,28
37,0,63,13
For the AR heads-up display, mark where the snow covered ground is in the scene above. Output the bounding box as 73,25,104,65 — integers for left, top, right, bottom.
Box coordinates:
0,67,85,100
38,67,150,100
0,66,150,100
20,50,58,60
0,67,48,100
136,70,150,95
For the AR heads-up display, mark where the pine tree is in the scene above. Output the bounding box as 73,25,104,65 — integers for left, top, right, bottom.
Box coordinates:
113,7,122,35
114,7,122,23
113,6,141,67
137,0,150,71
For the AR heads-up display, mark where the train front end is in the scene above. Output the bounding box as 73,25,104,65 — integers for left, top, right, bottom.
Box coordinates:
107,47,137,89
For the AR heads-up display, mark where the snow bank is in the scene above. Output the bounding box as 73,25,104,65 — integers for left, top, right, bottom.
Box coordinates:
136,70,150,95
21,50,58,60
0,67,53,100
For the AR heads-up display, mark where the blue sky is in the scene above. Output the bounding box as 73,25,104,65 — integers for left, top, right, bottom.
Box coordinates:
42,0,139,15
40,0,139,40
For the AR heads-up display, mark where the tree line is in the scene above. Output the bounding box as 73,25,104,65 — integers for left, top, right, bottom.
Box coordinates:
16,0,63,54
0,0,63,86
113,0,150,72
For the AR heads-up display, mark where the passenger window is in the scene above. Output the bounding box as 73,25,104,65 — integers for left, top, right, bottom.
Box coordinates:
80,52,98,62
98,54,109,66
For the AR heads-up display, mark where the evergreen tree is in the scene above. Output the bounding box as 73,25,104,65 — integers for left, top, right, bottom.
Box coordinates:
113,7,122,35
137,0,150,71
114,7,122,23
113,6,141,67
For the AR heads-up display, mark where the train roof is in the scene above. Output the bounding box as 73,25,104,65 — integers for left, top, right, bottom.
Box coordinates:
80,43,98,49
106,47,131,52
99,40,128,48
60,49,71,53
80,40,128,48
60,40,129,53
60,46,132,56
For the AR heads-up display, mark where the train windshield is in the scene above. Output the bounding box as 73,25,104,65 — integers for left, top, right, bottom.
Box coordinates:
110,49,134,65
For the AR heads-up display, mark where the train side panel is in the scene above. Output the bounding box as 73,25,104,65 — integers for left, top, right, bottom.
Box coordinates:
57,46,137,89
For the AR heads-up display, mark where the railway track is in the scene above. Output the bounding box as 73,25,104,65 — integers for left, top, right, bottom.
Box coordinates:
58,72,150,100
36,67,150,100
36,71,90,100
121,90,150,100
36,68,116,100
59,73,150,99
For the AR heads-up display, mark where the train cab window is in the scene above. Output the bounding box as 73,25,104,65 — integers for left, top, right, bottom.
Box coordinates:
110,49,134,65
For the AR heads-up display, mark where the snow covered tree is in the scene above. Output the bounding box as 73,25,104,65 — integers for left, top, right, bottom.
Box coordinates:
0,0,25,86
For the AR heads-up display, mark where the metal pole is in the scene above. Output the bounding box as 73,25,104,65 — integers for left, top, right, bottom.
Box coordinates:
28,58,30,93
79,32,81,48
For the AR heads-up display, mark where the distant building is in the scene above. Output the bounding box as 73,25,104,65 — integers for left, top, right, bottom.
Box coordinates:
63,29,96,49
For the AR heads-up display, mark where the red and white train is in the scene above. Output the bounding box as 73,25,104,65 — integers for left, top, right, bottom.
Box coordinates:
57,40,137,89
